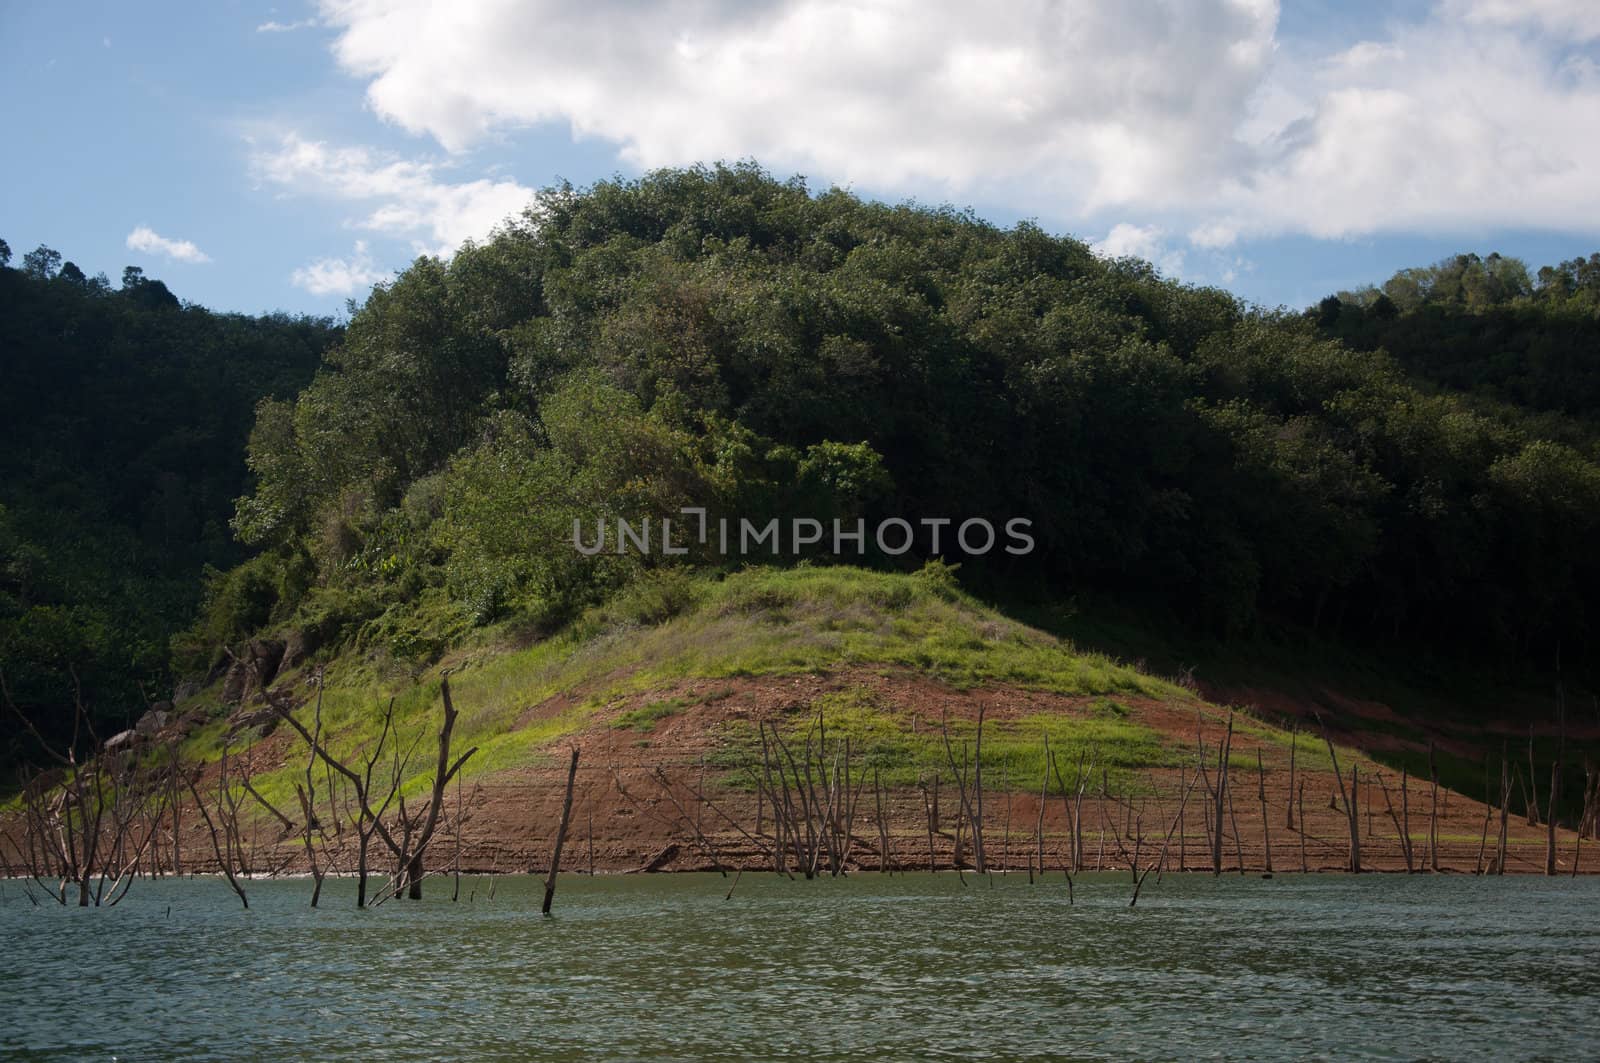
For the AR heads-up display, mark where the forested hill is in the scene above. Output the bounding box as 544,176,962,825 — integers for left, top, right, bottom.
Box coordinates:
1313,251,1600,438
4,168,1600,747
0,241,339,739
186,166,1598,700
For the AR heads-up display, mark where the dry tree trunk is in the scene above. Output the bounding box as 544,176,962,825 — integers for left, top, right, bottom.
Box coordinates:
1376,771,1413,873
1000,764,1013,875
874,767,891,874
1211,712,1234,876
972,706,988,873
298,671,327,907
1496,751,1510,876
1285,721,1298,830
1256,748,1272,874
1428,742,1440,872
403,676,478,900
1297,780,1308,873
1546,692,1564,877
1130,772,1198,907
1574,759,1596,878
184,769,247,909
1526,727,1541,828
542,747,580,915
1319,718,1360,873
1475,756,1492,876
1035,735,1049,883
1225,773,1246,875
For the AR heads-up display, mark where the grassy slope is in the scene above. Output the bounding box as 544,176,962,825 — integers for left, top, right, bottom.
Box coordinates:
184,564,1337,813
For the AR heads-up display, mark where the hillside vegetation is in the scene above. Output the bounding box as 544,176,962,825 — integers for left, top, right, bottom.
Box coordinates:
0,246,338,743
5,168,1600,760
196,165,1597,703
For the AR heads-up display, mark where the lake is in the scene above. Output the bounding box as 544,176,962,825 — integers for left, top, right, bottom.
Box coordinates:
2,872,1596,1060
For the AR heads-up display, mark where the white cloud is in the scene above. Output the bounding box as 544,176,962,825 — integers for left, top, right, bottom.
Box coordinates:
1093,223,1187,277
250,132,534,257
318,0,1278,210
305,0,1600,250
257,19,318,32
1214,18,1600,241
125,225,211,264
1439,0,1600,41
291,240,387,295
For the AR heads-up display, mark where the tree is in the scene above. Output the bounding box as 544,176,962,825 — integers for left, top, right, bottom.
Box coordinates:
22,245,60,280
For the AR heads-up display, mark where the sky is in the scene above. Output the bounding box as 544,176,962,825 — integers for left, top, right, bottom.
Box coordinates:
3,0,1599,318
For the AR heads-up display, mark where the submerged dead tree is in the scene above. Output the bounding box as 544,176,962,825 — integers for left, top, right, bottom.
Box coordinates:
1320,717,1360,873
4,670,171,908
543,747,580,915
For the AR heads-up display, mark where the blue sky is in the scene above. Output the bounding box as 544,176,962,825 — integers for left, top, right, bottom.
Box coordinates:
3,1,1598,318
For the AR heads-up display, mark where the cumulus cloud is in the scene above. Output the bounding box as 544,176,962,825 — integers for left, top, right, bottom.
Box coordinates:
319,0,1277,209
250,132,534,257
125,225,211,263
1093,223,1186,277
305,0,1600,251
291,240,387,295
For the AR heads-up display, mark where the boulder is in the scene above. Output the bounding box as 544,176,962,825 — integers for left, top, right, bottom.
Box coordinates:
103,729,139,751
280,627,317,672
219,638,287,704
134,708,169,736
248,637,286,687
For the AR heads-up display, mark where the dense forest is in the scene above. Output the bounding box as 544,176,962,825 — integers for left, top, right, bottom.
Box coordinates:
4,165,1600,745
0,240,338,743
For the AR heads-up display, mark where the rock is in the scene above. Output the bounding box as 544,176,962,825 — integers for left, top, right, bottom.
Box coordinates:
220,661,251,705
103,729,139,751
172,680,200,703
134,709,169,736
248,637,286,687
225,705,281,741
280,628,317,672
219,637,286,705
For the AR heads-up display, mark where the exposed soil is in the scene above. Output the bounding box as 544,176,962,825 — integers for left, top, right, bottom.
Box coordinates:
14,666,1590,886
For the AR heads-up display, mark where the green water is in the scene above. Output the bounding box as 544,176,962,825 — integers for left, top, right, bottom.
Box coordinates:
2,872,1597,1060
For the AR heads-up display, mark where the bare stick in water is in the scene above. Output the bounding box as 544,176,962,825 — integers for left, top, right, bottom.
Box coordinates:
543,746,580,915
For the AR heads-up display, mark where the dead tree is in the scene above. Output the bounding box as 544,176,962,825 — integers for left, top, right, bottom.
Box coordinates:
1319,717,1360,873
184,757,248,909
1297,780,1308,873
267,692,409,907
940,710,985,873
1526,726,1541,827
1496,749,1510,876
1375,771,1414,872
1546,691,1564,877
5,672,172,907
1210,711,1234,875
296,671,328,907
919,775,938,872
1256,748,1272,874
543,747,580,915
1035,735,1050,882
396,676,477,900
1130,773,1199,907
1285,721,1298,830
872,767,891,873
1428,742,1440,872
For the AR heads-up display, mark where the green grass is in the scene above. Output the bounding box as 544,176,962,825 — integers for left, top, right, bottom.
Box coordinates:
613,697,690,732
704,683,1188,795
168,564,1222,827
